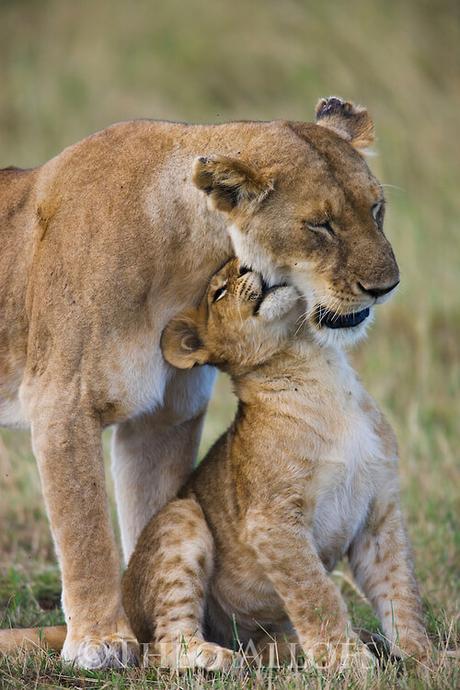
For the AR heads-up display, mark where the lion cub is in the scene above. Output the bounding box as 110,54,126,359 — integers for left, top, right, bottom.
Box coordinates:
122,259,428,670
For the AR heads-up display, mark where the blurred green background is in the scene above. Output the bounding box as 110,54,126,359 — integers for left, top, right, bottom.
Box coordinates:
0,0,458,657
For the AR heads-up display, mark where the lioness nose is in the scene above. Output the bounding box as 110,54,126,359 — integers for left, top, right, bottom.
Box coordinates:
358,280,400,299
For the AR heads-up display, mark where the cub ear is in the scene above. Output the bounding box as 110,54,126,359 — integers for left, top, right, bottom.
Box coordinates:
315,96,375,151
161,312,209,369
192,155,274,213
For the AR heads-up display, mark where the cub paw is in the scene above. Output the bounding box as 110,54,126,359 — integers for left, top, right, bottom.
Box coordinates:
62,632,139,669
390,635,433,665
347,640,378,671
156,638,238,671
258,286,300,322
190,641,238,671
303,638,376,671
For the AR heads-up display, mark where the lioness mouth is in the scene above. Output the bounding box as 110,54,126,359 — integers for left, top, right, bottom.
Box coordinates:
315,306,370,329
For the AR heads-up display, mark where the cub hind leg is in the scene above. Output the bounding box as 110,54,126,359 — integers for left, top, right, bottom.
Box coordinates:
348,499,429,661
122,497,236,670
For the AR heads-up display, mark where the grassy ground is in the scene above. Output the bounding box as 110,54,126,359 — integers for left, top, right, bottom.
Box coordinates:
1,0,459,687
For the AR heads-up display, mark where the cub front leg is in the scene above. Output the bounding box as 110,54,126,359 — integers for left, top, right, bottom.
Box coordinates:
348,498,429,662
245,502,373,670
28,382,137,669
123,497,236,671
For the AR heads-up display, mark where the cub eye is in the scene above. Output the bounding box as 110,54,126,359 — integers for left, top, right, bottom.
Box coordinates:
305,220,335,236
213,285,227,302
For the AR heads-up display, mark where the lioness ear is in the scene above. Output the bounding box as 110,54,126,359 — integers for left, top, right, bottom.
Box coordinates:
161,312,209,369
315,96,375,151
192,155,274,213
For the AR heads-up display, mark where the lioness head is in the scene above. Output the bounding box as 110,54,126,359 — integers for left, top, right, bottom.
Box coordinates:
193,97,399,346
161,259,299,373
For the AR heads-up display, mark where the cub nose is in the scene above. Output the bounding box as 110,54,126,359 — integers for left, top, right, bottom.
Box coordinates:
357,280,400,299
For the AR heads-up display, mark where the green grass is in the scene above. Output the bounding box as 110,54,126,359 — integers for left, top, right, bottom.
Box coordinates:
0,565,458,689
1,0,459,687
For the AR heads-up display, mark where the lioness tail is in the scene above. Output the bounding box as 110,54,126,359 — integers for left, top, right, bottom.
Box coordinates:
0,624,67,653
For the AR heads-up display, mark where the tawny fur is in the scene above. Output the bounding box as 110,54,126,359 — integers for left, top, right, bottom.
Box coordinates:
120,260,428,670
0,98,399,668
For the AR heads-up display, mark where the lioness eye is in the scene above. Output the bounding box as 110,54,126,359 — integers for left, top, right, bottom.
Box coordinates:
213,285,227,302
372,202,384,225
305,220,335,236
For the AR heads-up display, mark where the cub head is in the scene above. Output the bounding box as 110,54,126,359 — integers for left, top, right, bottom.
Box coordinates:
161,259,300,374
193,97,399,347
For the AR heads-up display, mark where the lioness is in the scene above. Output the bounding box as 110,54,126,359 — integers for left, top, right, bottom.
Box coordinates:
0,97,399,667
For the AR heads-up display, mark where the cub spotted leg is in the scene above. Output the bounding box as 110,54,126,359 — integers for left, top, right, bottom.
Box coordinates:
27,380,137,669
245,502,374,670
348,499,429,662
123,497,236,671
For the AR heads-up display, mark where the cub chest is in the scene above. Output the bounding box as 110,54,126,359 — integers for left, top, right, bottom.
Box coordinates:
311,413,383,571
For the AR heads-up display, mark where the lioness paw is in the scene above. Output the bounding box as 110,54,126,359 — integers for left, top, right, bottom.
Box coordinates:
62,632,139,669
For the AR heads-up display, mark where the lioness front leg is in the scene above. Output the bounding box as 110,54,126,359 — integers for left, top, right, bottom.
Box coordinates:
245,502,373,670
112,366,215,562
28,382,137,669
348,499,429,662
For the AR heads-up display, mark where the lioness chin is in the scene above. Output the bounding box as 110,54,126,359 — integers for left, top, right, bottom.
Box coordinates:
0,97,399,667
